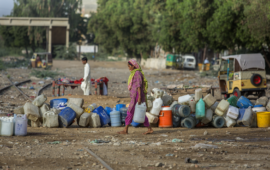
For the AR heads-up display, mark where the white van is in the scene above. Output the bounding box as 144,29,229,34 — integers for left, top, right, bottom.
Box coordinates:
182,55,196,69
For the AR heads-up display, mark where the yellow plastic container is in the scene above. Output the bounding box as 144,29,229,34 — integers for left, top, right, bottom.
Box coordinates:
257,112,270,128
205,63,210,71
198,63,203,72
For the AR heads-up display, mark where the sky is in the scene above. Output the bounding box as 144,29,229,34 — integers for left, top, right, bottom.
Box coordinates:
0,0,14,17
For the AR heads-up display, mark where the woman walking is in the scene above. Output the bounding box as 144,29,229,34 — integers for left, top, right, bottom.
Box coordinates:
118,59,153,135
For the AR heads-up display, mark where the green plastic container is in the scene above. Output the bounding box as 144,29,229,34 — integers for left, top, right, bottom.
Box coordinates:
195,98,205,119
227,95,238,107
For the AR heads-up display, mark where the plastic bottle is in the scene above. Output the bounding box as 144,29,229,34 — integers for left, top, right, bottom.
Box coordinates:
88,103,98,112
133,102,147,123
120,107,128,125
110,108,121,127
195,89,202,102
150,98,163,116
195,99,205,119
211,115,225,128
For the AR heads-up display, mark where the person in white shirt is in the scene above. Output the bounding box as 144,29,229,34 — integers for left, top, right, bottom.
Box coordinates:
204,58,209,64
81,57,91,95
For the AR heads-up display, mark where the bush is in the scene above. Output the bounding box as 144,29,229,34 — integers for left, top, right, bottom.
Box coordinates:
30,69,62,78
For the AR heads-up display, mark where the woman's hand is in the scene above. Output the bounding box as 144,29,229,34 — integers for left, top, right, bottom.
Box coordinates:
138,97,141,105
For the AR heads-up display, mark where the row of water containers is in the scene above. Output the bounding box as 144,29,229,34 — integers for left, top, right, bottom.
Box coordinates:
0,115,27,136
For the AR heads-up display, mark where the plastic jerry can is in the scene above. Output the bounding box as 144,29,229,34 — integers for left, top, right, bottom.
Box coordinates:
252,105,266,113
227,95,238,107
32,94,47,107
170,101,178,109
203,94,216,108
133,102,147,123
189,99,196,113
40,104,50,118
211,115,225,128
159,106,173,128
236,108,246,126
31,120,40,127
161,94,173,106
195,99,205,119
92,106,110,126
110,109,121,127
146,112,159,124
15,114,27,136
105,107,112,124
227,106,239,120
151,88,164,99
195,88,202,102
116,104,126,111
24,102,40,121
79,113,92,127
180,116,196,129
0,121,14,136
255,96,268,106
89,113,101,128
172,104,190,118
150,98,163,116
178,95,192,105
201,109,213,124
58,107,76,128
43,111,59,128
225,116,236,128
50,98,68,108
237,96,253,108
172,115,181,128
67,103,84,119
67,98,84,107
242,106,253,127
147,99,153,111
210,101,219,112
14,106,24,115
215,99,229,116
131,120,141,127
120,107,128,125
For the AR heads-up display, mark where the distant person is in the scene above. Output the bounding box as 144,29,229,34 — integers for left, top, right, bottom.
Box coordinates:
118,59,153,135
81,57,91,95
92,55,95,61
204,58,209,64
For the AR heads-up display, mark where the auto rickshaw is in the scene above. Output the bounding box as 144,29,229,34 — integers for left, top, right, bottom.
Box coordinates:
30,52,53,69
218,53,267,99
166,54,182,69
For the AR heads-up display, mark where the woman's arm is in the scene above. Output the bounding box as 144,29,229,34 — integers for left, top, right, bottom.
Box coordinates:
137,87,141,105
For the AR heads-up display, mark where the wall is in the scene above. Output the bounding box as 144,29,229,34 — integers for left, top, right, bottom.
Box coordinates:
141,58,166,69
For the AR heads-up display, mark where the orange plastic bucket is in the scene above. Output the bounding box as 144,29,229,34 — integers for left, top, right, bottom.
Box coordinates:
159,106,173,128
205,63,210,71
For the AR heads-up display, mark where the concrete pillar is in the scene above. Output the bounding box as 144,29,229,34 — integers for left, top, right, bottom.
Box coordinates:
48,26,52,53
66,25,70,49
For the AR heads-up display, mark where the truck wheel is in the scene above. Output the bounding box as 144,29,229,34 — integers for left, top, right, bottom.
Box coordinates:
233,88,241,98
251,74,263,86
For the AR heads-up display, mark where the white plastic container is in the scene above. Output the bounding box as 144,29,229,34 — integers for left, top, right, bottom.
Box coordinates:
43,111,59,128
201,109,213,124
210,101,219,111
151,88,164,99
252,106,266,113
150,98,163,116
170,101,178,109
146,112,159,124
133,102,147,123
255,96,268,106
67,103,84,119
189,99,196,113
79,113,91,127
87,103,98,112
161,94,173,106
215,99,230,116
195,89,202,102
203,94,216,108
67,98,84,107
14,106,24,115
89,113,101,128
178,95,192,105
242,106,253,127
40,104,50,118
32,94,47,107
227,106,239,120
0,121,14,136
15,115,27,136
147,99,153,112
24,102,40,121
225,116,236,128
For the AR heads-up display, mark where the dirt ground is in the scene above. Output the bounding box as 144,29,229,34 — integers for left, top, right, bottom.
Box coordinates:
0,60,270,170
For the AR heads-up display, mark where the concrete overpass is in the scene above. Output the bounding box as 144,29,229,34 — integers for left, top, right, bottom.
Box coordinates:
0,17,70,53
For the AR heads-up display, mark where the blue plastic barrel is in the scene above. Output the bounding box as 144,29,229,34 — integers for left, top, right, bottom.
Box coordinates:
131,120,141,127
92,106,110,126
116,104,126,111
110,109,121,127
237,96,253,108
105,107,112,124
58,107,76,128
120,107,128,125
50,98,68,109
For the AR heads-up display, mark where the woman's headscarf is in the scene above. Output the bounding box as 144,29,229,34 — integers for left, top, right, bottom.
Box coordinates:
127,59,148,95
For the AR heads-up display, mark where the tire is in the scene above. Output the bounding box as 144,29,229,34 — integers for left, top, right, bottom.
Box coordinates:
233,88,241,98
251,74,263,86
